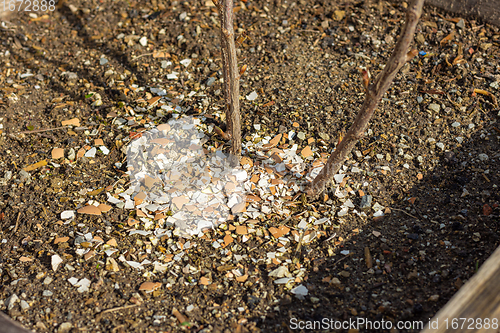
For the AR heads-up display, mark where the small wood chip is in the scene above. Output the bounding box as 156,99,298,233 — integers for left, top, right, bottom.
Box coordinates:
172,308,188,324
365,247,373,268
148,96,161,107
23,159,48,172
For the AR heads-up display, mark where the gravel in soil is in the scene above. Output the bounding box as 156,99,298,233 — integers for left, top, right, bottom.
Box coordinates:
0,0,499,332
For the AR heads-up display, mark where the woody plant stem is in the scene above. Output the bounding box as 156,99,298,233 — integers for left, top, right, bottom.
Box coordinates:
307,0,424,199
213,0,242,156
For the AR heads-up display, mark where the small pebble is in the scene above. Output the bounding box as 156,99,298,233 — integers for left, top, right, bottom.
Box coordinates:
58,322,73,333
6,294,19,310
451,122,460,127
478,153,488,161
428,103,440,112
42,290,53,297
360,195,372,209
20,300,30,311
206,77,216,86
19,169,30,183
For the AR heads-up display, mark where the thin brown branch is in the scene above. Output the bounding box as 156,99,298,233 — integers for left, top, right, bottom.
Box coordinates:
10,126,71,135
98,304,138,316
217,0,241,157
307,0,424,199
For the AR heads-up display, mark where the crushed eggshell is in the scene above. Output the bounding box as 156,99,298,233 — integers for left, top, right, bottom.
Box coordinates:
60,210,75,219
61,118,80,126
97,203,112,212
51,254,63,271
300,146,313,158
139,281,162,292
51,148,65,159
77,205,102,216
54,237,69,244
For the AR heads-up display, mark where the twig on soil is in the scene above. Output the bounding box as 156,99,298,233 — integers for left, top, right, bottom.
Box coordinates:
332,253,352,266
306,0,424,199
10,126,71,135
36,132,57,142
369,282,386,290
131,53,154,61
391,207,419,220
96,304,138,319
294,230,306,257
295,29,322,33
249,240,271,252
324,232,337,242
13,212,21,233
280,210,307,225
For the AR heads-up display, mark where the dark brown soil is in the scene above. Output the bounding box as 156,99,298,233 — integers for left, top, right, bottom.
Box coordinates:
0,0,499,332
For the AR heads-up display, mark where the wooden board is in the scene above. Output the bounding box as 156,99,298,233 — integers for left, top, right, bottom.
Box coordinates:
425,0,500,26
0,312,32,333
421,245,500,333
